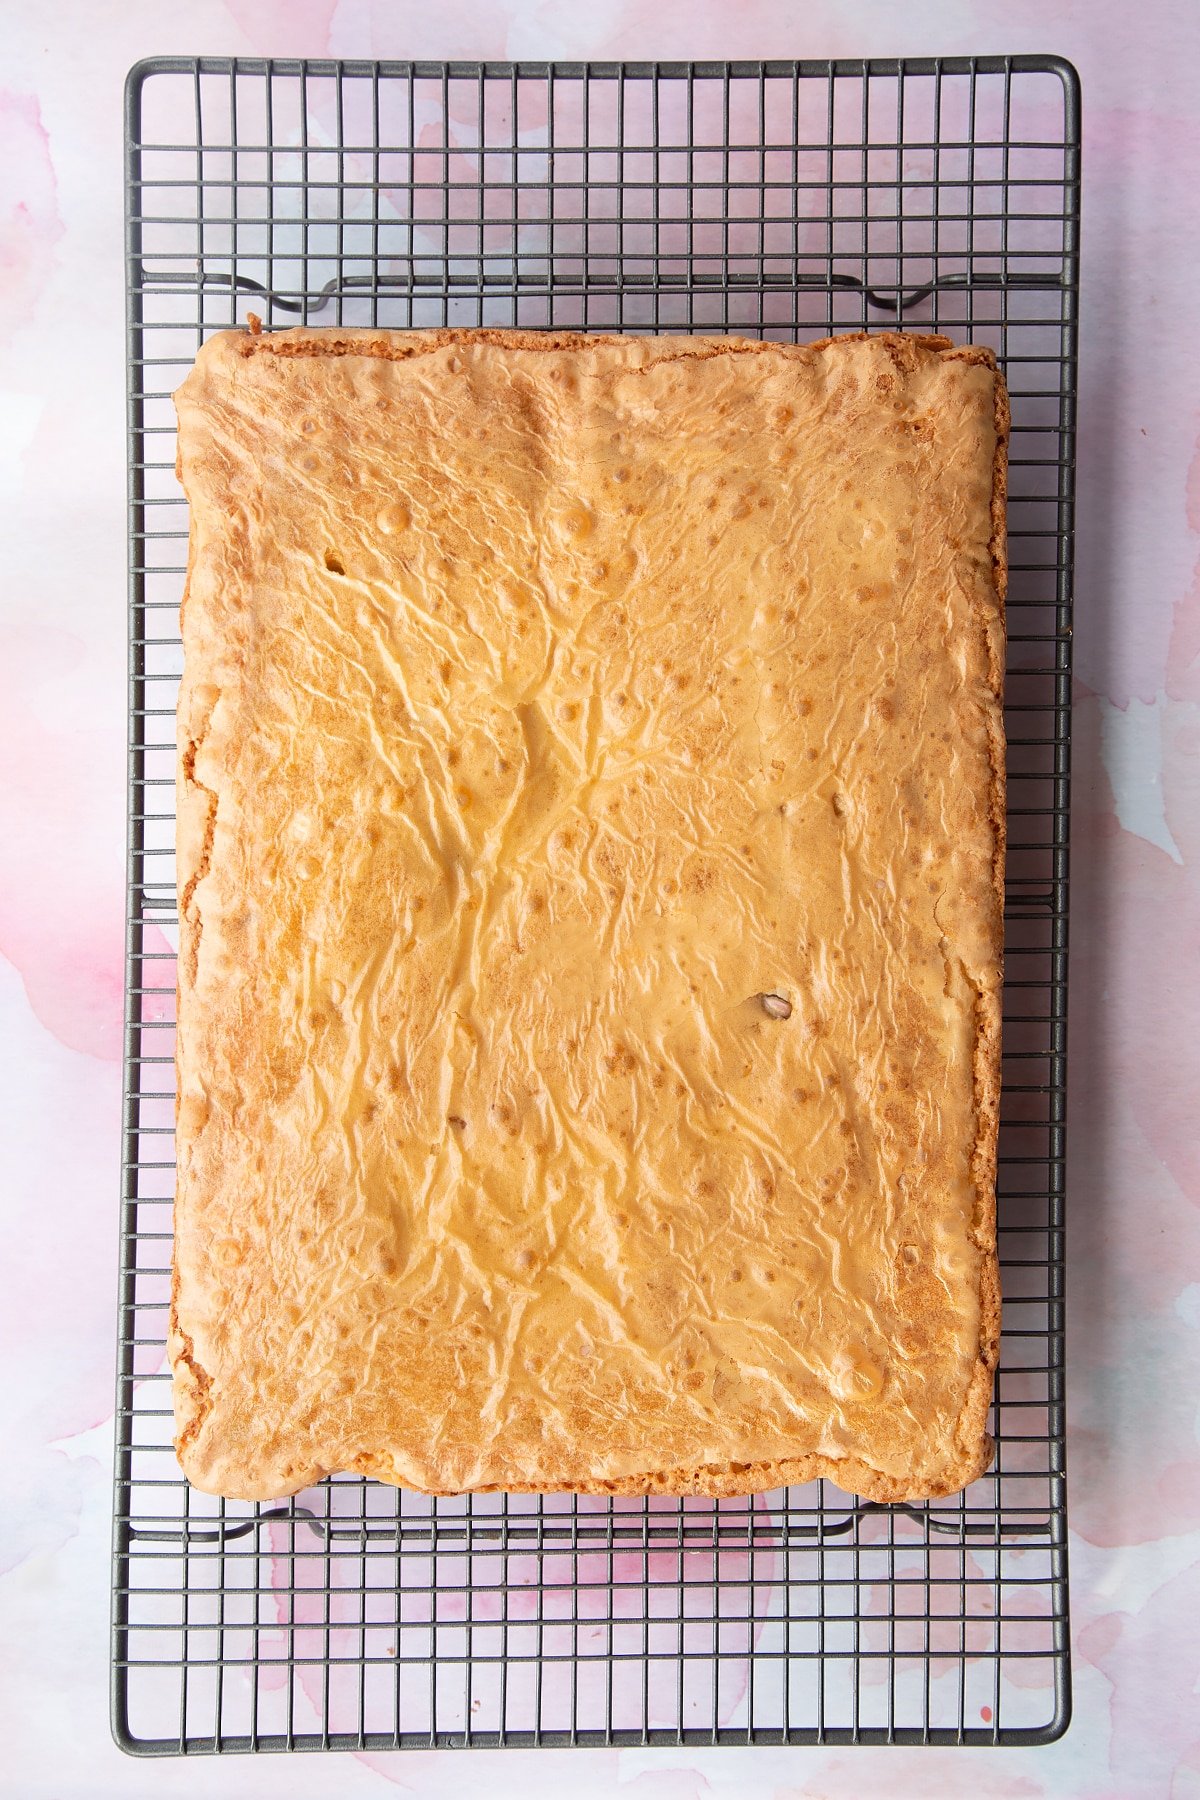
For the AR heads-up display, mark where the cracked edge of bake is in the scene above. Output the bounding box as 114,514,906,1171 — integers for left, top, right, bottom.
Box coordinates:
169,329,1008,1505
224,321,961,367
169,420,219,1460
947,347,1008,1493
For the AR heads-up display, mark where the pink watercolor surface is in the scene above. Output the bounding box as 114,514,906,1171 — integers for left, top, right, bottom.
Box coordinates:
2,1,1199,1795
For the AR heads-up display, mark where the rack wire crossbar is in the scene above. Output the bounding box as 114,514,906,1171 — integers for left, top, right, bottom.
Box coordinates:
116,54,1077,1755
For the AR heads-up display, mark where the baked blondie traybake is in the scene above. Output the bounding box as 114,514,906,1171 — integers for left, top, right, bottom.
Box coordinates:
171,327,1007,1502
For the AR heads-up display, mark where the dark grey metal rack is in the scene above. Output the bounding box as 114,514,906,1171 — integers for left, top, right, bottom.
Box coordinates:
116,55,1077,1754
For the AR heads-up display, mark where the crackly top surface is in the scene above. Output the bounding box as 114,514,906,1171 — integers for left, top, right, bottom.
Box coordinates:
171,326,1006,1503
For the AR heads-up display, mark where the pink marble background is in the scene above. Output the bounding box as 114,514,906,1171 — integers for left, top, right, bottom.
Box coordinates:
2,1,1197,1794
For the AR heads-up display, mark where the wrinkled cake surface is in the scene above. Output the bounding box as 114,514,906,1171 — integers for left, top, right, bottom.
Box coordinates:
171,327,1007,1503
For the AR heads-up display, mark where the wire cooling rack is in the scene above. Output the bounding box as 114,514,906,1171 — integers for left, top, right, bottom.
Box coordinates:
116,55,1077,1754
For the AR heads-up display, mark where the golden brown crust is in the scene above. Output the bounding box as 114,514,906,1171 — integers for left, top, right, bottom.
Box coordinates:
172,327,1006,1503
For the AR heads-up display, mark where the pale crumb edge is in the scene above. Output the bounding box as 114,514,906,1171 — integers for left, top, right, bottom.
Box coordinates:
187,321,994,374
178,1439,996,1507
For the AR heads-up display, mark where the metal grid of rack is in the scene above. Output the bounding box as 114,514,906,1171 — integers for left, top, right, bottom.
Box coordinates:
116,56,1077,1754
